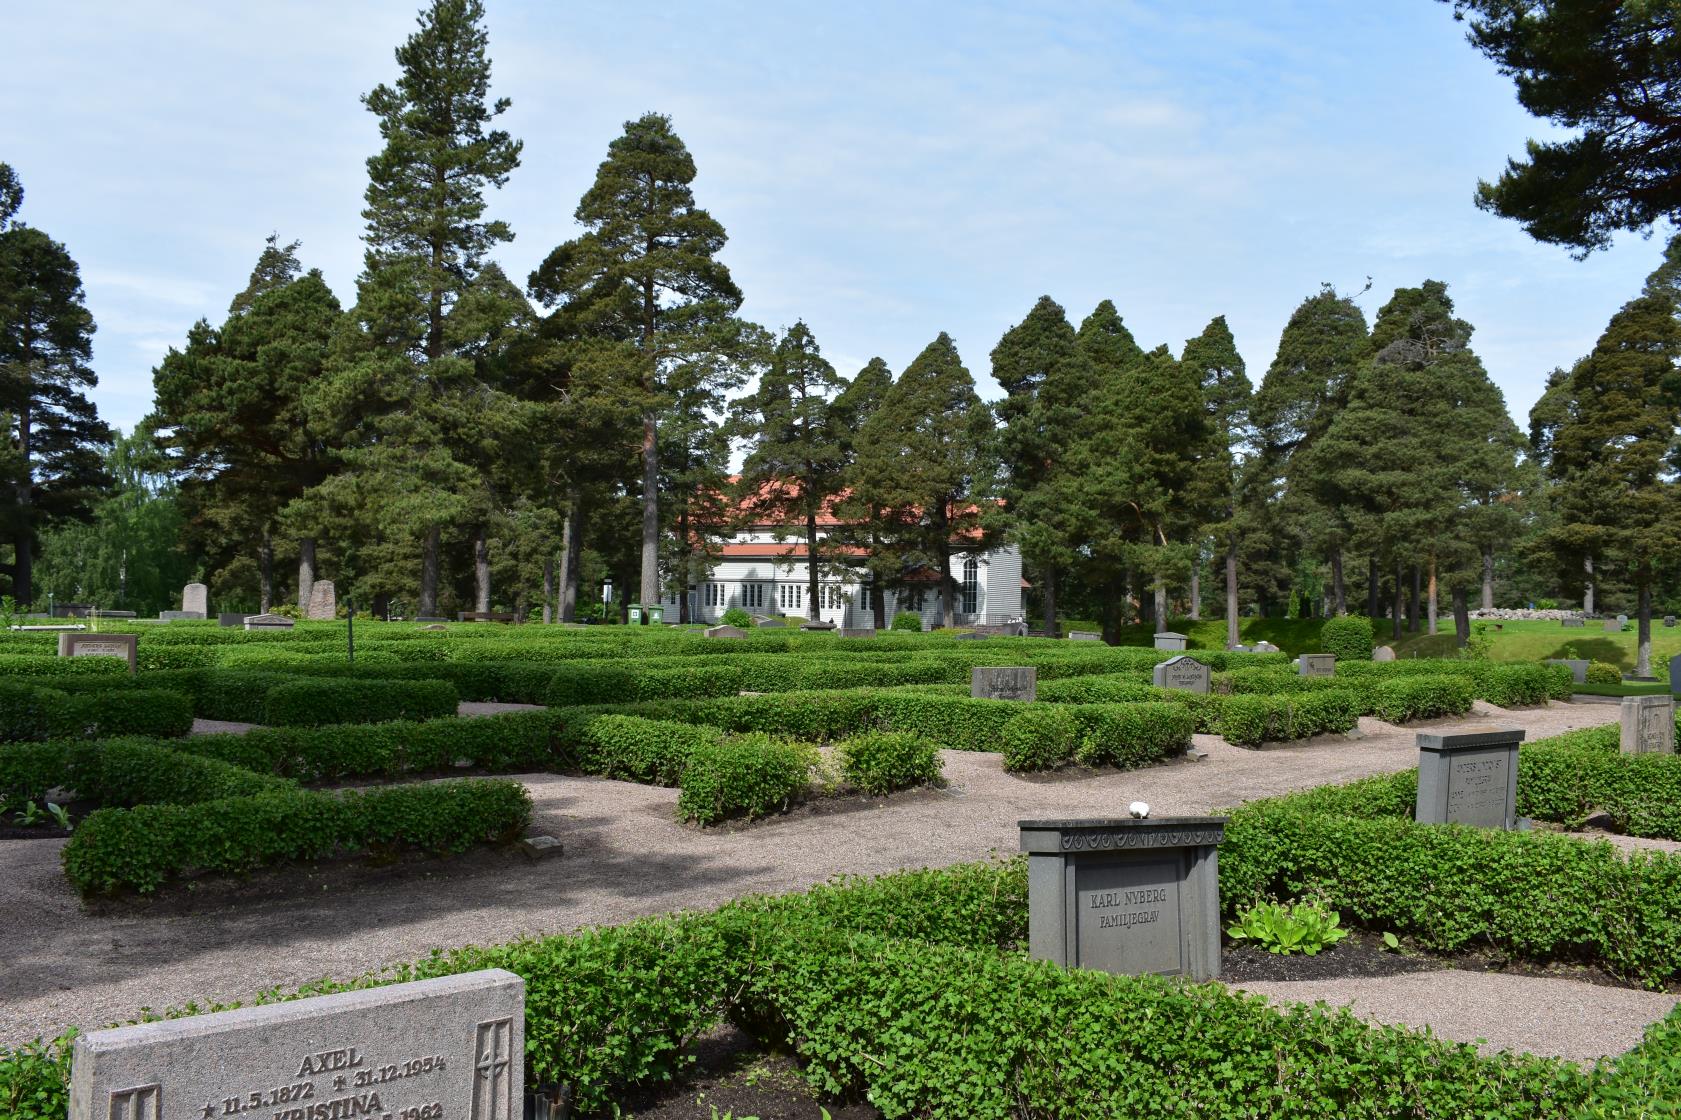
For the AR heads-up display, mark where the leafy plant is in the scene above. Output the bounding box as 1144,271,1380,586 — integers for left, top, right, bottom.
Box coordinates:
889,612,923,631
720,606,753,628
1463,622,1495,661
16,801,45,827
1226,898,1351,955
45,803,71,831
1319,615,1374,661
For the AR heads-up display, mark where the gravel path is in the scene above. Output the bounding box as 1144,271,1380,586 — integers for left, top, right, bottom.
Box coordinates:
0,701,1635,1057
188,701,543,737
1234,971,1678,1062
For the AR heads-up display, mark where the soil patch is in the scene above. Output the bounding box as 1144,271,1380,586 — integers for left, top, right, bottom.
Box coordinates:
1222,930,1442,983
619,1025,879,1120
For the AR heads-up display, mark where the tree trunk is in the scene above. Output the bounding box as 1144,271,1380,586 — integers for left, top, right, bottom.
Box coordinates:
1043,566,1059,638
1452,584,1470,648
1408,564,1421,633
473,525,491,613
1584,555,1595,614
560,494,582,623
1153,582,1167,632
13,398,33,606
936,505,955,628
1225,544,1239,650
677,508,692,624
1638,566,1653,677
806,508,821,621
1189,557,1201,622
1392,562,1403,641
1481,546,1495,610
542,556,555,624
1367,556,1380,622
870,579,885,630
639,413,660,609
418,526,441,618
258,533,273,614
1331,549,1346,616
298,537,317,613
1426,554,1438,636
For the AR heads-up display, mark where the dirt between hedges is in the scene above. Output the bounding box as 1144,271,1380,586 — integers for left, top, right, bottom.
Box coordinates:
0,701,1655,1063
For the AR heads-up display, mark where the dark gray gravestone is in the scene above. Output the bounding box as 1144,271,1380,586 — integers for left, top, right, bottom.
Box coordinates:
1153,631,1188,651
1544,658,1589,685
1665,615,1677,627
1415,727,1524,830
1672,653,1681,695
971,666,1037,701
218,612,253,628
703,625,746,639
70,970,523,1120
1562,617,1585,628
1299,653,1335,678
1620,695,1676,755
800,620,836,631
159,610,204,622
1020,817,1224,981
243,613,295,630
1151,655,1210,694
837,627,876,638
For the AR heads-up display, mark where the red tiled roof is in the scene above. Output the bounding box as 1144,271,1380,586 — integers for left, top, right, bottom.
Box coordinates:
717,543,868,559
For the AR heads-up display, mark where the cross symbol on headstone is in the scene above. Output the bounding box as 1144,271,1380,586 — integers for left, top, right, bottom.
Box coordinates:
476,1041,508,1081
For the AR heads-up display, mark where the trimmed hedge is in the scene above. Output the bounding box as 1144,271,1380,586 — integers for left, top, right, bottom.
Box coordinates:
62,778,531,894
0,683,194,741
999,706,1080,772
838,731,941,794
577,715,723,786
0,738,290,806
1216,690,1361,747
1318,615,1374,660
677,734,813,824
263,678,458,726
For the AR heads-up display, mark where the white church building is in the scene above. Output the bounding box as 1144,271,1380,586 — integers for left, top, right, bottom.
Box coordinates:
655,499,1025,629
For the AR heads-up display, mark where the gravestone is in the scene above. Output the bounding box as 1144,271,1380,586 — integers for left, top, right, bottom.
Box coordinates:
306,580,337,621
1672,652,1681,696
1252,641,1281,653
1620,694,1676,755
1020,817,1225,981
837,627,876,638
1415,727,1524,830
972,622,1028,637
50,603,94,618
70,969,523,1120
1153,631,1188,652
1605,618,1623,632
1562,617,1585,628
756,617,786,629
1544,658,1589,685
704,625,746,639
218,612,252,628
1299,653,1335,678
182,582,208,617
971,666,1037,701
420,624,448,632
1226,643,1252,653
243,613,296,631
159,611,203,622
800,620,836,631
1666,615,1677,627
955,632,985,641
1068,630,1102,641
1372,645,1397,662
57,632,137,674
1151,655,1210,694
1619,613,1629,627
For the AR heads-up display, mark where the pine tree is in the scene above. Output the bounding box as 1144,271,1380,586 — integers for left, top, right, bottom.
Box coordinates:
1181,315,1253,645
0,163,111,605
851,334,995,627
735,322,846,621
1548,269,1681,675
830,357,894,626
1072,300,1149,630
532,113,744,610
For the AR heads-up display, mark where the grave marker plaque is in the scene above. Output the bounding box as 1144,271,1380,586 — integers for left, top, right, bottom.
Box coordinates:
1604,618,1623,632
182,582,209,617
971,666,1037,701
1544,658,1589,685
837,627,876,638
1621,694,1676,755
1415,727,1523,830
1020,817,1224,981
1562,617,1585,628
1672,653,1681,696
1299,653,1336,678
70,970,523,1120
244,613,296,631
703,625,746,639
1151,655,1210,694
1153,631,1188,652
57,632,137,673
1067,630,1102,641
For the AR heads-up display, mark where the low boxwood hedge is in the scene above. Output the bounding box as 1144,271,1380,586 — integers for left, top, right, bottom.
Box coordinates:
263,678,458,726
0,683,194,741
0,738,290,807
62,778,531,894
677,734,813,824
838,731,941,794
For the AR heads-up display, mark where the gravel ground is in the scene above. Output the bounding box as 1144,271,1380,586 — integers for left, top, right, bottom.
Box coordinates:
188,701,541,738
1234,971,1678,1062
0,701,1632,1055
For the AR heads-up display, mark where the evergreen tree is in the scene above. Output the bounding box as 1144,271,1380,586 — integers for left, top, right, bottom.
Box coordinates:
851,334,995,627
1072,300,1148,629
735,322,846,621
1181,315,1253,645
531,112,744,610
830,357,895,626
0,163,111,605
1548,271,1681,675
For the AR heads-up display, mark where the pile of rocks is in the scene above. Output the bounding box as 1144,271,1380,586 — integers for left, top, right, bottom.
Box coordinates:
1469,608,1580,622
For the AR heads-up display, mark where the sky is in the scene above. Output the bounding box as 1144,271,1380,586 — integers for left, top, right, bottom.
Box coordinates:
2,0,1667,438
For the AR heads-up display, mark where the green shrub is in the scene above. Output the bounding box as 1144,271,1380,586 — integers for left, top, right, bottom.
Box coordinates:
1368,676,1474,723
1069,703,1195,768
838,731,941,794
62,778,531,894
677,734,812,824
578,715,722,785
263,678,457,726
0,653,130,678
0,738,291,807
1588,660,1623,685
1474,662,1558,707
51,689,195,740
889,612,923,631
1319,616,1375,661
0,1032,73,1120
0,681,56,741
720,606,753,628
1226,898,1350,955
1217,691,1361,746
999,706,1080,772
544,662,637,706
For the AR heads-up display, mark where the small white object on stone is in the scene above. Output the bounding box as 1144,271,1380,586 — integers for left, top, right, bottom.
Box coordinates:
1128,801,1150,819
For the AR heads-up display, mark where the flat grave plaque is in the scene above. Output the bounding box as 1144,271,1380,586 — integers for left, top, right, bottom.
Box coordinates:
703,625,746,639
70,969,524,1120
1067,631,1102,641
972,666,1037,701
57,632,137,673
244,614,296,631
1415,727,1524,830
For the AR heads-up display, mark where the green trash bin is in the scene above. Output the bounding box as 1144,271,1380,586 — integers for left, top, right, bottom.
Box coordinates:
628,603,643,625
648,605,665,624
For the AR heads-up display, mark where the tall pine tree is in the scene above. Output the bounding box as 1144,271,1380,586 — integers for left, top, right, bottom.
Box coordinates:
1181,315,1253,645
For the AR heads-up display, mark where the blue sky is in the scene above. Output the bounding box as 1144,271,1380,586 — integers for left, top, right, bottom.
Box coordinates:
3,0,1666,436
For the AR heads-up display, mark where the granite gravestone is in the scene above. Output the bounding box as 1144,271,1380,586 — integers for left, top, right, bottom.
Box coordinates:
243,613,296,631
972,666,1037,701
703,625,746,639
1299,653,1335,678
70,969,524,1120
1252,641,1281,653
1620,695,1676,755
1544,658,1590,685
218,612,253,628
182,582,209,618
1068,631,1102,641
1020,817,1225,981
837,627,876,638
1666,616,1677,628
1415,727,1524,830
1153,631,1188,652
1605,618,1623,633
1562,617,1585,628
306,580,337,621
1372,645,1397,662
1672,653,1681,696
1619,613,1630,627
1151,655,1210,694
57,632,137,673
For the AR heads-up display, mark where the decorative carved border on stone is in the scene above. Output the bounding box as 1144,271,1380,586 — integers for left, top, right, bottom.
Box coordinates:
107,1083,161,1120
